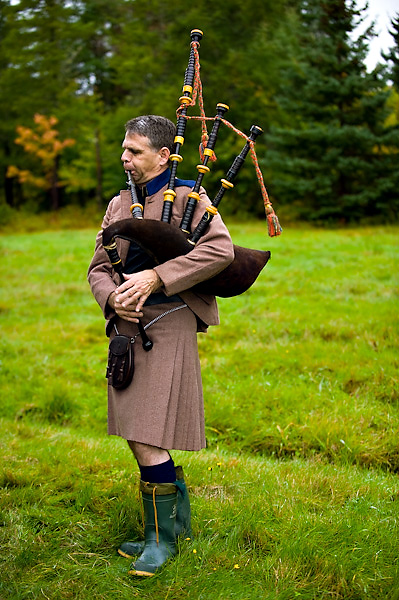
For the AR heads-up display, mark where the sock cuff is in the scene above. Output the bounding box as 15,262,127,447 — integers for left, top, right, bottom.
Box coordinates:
139,457,176,484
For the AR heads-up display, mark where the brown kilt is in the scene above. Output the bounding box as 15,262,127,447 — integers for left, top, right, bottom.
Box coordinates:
107,302,206,451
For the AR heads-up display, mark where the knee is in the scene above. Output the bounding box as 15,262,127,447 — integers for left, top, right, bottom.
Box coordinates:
127,440,169,466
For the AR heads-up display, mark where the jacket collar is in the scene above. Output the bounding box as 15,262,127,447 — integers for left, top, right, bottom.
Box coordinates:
143,168,170,197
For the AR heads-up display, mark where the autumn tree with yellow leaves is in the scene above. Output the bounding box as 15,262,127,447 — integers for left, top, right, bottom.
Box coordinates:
7,114,75,211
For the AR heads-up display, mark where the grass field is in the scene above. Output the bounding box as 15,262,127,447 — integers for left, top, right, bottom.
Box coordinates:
0,221,398,599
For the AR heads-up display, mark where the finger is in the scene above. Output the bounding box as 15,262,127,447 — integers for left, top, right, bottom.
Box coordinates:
115,306,143,321
115,274,135,294
115,299,140,313
135,293,150,312
123,314,141,323
121,291,141,308
116,286,139,307
116,285,136,300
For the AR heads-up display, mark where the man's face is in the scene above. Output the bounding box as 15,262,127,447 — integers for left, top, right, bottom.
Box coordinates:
121,133,169,186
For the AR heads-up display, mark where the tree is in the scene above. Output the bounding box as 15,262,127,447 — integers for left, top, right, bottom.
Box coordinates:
101,0,297,215
7,114,75,210
0,0,300,214
264,0,399,223
0,0,83,206
383,14,399,91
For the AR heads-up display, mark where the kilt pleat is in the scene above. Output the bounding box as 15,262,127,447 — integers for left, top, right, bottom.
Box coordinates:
107,302,206,451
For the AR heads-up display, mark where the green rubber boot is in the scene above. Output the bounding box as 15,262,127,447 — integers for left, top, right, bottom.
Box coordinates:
128,481,177,577
118,466,192,559
175,465,192,539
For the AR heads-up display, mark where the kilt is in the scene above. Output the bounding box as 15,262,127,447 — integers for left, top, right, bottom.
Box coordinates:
107,302,206,451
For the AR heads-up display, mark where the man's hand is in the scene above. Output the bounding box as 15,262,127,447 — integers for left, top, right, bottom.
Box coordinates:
115,270,162,313
108,291,144,323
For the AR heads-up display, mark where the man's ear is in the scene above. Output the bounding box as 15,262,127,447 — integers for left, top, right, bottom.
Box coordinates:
159,146,170,166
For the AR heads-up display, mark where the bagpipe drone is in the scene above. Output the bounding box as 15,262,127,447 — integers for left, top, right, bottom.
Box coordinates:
102,29,282,347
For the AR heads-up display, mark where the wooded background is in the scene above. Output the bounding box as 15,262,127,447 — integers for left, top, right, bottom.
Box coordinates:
1,0,398,224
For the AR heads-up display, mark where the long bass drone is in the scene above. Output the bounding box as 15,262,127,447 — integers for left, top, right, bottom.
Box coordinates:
102,29,280,318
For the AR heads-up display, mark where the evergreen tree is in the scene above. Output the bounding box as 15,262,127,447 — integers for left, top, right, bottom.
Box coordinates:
383,14,399,91
0,0,87,206
102,0,296,214
264,0,399,223
0,0,301,213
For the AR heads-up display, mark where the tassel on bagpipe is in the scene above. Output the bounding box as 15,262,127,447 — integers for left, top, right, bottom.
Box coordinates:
161,29,203,224
102,128,270,299
102,28,280,300
188,124,263,245
102,218,270,298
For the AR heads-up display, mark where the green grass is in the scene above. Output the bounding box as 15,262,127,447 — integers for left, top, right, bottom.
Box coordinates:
0,222,398,599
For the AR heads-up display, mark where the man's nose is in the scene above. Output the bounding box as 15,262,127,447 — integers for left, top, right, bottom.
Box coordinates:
121,149,130,162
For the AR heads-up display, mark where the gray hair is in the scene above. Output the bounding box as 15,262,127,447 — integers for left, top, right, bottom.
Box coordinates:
124,115,176,153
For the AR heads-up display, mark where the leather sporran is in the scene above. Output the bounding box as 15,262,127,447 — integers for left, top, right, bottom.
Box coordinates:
106,334,134,390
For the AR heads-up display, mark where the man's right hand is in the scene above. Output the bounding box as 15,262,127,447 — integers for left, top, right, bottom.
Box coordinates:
108,291,144,323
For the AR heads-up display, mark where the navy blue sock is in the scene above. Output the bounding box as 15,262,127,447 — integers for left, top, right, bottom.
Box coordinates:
139,457,176,483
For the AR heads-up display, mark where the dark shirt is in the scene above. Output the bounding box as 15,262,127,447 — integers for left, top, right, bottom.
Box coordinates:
124,169,195,306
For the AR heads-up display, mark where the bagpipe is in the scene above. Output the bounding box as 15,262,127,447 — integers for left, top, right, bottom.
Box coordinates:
102,29,282,346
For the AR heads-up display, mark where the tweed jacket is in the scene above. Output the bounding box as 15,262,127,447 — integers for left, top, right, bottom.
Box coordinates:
87,177,235,333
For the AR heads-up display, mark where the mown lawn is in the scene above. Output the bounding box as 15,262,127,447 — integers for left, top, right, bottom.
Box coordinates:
0,223,398,599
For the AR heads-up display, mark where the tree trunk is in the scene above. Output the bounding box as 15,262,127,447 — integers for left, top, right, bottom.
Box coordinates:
50,156,60,211
95,128,103,208
3,142,15,206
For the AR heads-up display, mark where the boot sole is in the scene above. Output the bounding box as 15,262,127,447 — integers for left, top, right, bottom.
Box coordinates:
128,569,155,577
118,549,137,559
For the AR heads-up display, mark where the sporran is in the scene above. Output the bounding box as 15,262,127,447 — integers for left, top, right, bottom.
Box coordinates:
106,303,188,390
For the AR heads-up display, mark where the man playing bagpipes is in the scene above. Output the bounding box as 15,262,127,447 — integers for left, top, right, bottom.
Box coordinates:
88,29,280,578
87,114,235,576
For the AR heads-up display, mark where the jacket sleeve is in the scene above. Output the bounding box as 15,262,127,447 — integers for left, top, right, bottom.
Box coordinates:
153,190,234,296
87,197,120,319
